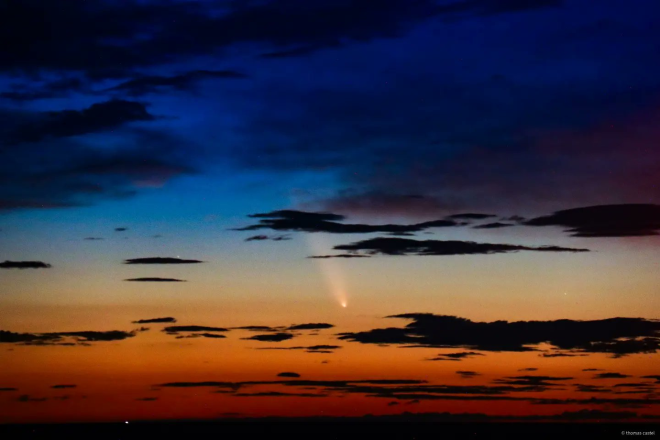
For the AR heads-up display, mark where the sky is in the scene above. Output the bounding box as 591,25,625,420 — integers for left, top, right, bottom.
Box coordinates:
1,0,659,424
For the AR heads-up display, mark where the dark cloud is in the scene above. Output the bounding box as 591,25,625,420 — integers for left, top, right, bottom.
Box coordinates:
525,204,660,237
473,222,514,229
580,338,660,358
286,323,334,331
0,331,59,344
124,277,186,282
51,385,76,389
50,331,136,342
123,257,204,264
539,352,587,358
0,0,564,75
259,41,343,59
574,384,610,393
17,395,48,403
136,397,158,401
277,372,301,378
0,126,194,213
329,237,589,257
132,317,177,324
245,234,291,242
106,70,248,96
456,371,480,378
0,388,18,391
642,376,660,383
0,1,435,72
158,379,426,390
428,352,485,361
338,313,660,354
114,227,128,232
7,100,154,145
234,391,328,398
518,368,538,372
582,368,604,372
157,375,632,406
196,333,227,339
232,326,282,332
84,237,104,241
613,382,656,389
502,215,526,223
244,333,294,342
494,376,573,388
593,373,632,379
531,396,660,407
256,345,342,353
0,78,86,102
309,254,372,259
446,213,497,220
235,210,459,234
0,261,51,269
245,235,270,241
1,329,135,344
158,381,242,389
163,326,228,334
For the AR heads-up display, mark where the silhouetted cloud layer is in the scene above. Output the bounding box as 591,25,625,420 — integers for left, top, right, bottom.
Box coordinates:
195,333,227,339
8,100,153,145
245,234,291,242
428,352,485,361
328,238,589,257
256,345,342,353
107,70,248,96
526,204,660,237
493,376,573,388
132,317,177,324
456,371,480,378
338,314,660,354
153,374,660,409
232,326,282,332
286,323,334,331
309,254,372,259
473,222,514,229
244,333,294,342
123,257,204,264
163,326,228,334
0,261,51,269
446,213,497,220
593,372,632,379
236,210,459,234
124,277,186,282
196,409,651,422
0,329,136,345
277,372,301,378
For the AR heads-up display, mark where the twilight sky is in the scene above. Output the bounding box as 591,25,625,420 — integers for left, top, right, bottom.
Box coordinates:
1,0,659,424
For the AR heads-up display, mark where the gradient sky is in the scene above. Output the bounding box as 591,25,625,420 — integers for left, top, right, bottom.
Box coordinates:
1,0,659,424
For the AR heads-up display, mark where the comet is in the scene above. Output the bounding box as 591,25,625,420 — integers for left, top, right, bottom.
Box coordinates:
305,233,349,308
